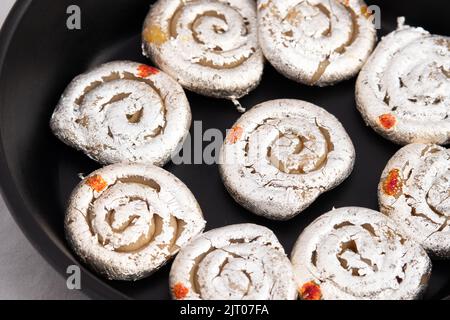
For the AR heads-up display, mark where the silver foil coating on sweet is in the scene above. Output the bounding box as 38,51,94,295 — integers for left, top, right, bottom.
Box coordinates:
257,0,376,86
169,224,297,300
50,61,191,166
356,18,450,145
65,163,205,281
142,0,264,99
379,143,450,259
219,99,355,220
291,207,432,300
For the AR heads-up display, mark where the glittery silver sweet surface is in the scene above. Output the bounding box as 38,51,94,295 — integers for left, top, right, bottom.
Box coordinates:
169,224,297,300
142,0,264,99
356,18,450,145
257,0,376,86
379,144,450,259
51,61,191,166
291,207,432,300
219,99,355,220
65,163,205,281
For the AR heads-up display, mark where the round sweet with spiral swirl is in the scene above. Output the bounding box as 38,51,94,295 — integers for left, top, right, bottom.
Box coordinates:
379,144,450,259
169,224,297,300
219,99,355,220
291,207,432,300
65,163,205,281
50,61,191,166
356,18,450,145
142,0,264,99
257,0,377,86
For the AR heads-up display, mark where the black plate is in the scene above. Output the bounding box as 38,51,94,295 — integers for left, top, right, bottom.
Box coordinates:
0,0,448,300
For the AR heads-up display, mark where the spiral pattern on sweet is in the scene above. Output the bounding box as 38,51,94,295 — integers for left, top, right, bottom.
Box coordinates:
379,144,450,258
169,224,297,300
257,0,376,86
65,163,205,280
356,19,450,145
291,207,432,300
142,0,264,99
219,100,355,220
51,61,191,166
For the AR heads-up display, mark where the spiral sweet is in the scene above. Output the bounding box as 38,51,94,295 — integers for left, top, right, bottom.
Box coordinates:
356,18,450,145
142,0,264,99
219,99,355,220
257,0,376,86
50,61,191,166
291,207,432,300
65,163,205,280
169,224,297,300
378,144,450,259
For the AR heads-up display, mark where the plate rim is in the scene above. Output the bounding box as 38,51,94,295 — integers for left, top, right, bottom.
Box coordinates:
0,0,127,300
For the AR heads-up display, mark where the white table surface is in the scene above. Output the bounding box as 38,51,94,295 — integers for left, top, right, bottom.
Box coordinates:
0,0,88,300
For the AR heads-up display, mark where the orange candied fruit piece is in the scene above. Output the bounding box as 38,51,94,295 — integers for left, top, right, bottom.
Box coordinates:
378,113,397,129
383,169,402,196
226,125,244,144
86,175,108,192
360,5,372,18
143,25,168,45
339,0,350,7
137,64,159,78
300,281,322,300
173,283,189,300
